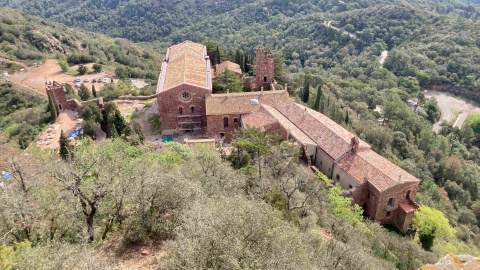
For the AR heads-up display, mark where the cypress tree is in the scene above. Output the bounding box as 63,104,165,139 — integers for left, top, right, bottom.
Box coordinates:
235,49,241,65
345,110,350,125
302,74,310,103
314,85,323,111
111,124,119,138
59,130,70,160
92,84,97,97
239,52,245,73
216,45,221,64
244,53,249,74
131,120,145,144
47,93,58,120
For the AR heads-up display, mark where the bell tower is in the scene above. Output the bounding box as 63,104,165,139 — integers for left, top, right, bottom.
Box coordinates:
255,47,275,90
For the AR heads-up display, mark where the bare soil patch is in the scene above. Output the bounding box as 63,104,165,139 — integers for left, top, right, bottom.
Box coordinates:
9,59,114,94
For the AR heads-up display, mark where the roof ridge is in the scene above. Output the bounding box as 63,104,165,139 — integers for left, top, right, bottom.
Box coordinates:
210,90,285,98
355,150,401,187
301,104,363,147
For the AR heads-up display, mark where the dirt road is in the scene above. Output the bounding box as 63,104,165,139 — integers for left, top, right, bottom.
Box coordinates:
9,59,113,94
424,91,480,132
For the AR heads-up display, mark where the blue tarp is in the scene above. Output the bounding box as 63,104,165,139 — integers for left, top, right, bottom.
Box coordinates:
69,131,81,137
2,172,11,181
162,137,173,143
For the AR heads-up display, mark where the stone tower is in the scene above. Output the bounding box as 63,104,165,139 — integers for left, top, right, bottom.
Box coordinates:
46,81,67,110
255,47,275,90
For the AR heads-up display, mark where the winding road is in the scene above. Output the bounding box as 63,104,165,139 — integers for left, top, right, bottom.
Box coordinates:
424,91,480,133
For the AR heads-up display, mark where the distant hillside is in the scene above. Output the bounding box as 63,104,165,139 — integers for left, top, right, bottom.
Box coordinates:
0,0,478,43
0,8,164,81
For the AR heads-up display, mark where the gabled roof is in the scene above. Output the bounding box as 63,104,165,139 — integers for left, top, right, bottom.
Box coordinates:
276,103,369,160
213,61,242,76
205,90,291,116
335,149,420,192
242,104,317,156
157,41,212,92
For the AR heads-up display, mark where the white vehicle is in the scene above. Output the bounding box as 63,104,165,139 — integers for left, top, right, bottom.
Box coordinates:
75,77,81,82
61,82,66,86
75,83,81,88
103,78,108,83
84,78,89,83
2,72,9,77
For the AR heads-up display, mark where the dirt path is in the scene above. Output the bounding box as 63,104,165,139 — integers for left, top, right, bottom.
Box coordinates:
379,50,388,65
8,59,113,94
424,90,480,132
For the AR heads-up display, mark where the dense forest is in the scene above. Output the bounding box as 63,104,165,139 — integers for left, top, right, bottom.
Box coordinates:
0,0,479,43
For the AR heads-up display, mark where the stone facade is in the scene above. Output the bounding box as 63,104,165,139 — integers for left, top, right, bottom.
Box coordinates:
46,81,82,111
206,114,242,141
157,84,211,135
254,47,275,90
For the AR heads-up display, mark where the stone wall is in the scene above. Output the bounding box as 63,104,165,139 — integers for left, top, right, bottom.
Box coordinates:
157,84,211,134
374,181,419,224
255,48,275,90
314,148,334,178
206,114,242,142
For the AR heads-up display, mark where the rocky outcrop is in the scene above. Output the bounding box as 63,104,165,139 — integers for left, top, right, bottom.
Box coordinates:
421,254,480,270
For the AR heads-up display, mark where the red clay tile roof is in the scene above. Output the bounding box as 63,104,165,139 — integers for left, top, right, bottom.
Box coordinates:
335,149,420,192
274,102,419,191
399,202,419,213
213,61,242,77
275,103,369,160
242,105,317,156
157,41,211,92
205,90,291,116
242,105,279,128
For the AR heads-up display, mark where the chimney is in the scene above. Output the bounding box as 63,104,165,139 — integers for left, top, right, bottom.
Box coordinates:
365,170,369,181
284,83,288,92
351,137,359,153
226,89,230,98
261,87,264,96
397,175,402,183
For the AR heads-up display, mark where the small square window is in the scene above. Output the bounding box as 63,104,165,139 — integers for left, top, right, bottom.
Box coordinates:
349,185,352,189
386,211,391,217
220,133,225,138
233,118,238,123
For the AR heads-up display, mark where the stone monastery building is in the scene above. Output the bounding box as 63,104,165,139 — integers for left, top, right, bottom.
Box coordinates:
155,40,421,232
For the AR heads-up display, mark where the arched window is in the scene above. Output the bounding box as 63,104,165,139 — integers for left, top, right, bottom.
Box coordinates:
406,190,411,200
190,106,195,114
178,107,183,115
223,117,229,128
336,174,340,182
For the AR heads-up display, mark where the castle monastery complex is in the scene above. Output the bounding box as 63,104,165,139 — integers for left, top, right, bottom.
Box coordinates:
48,40,421,232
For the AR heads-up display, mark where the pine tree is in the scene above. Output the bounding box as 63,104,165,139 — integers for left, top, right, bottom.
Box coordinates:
92,84,97,97
314,85,323,111
59,130,71,160
302,74,310,103
47,93,58,121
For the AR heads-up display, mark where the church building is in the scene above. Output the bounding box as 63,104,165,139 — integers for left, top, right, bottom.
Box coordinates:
154,40,421,232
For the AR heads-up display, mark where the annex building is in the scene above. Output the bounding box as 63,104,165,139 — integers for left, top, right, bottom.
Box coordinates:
155,40,421,232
